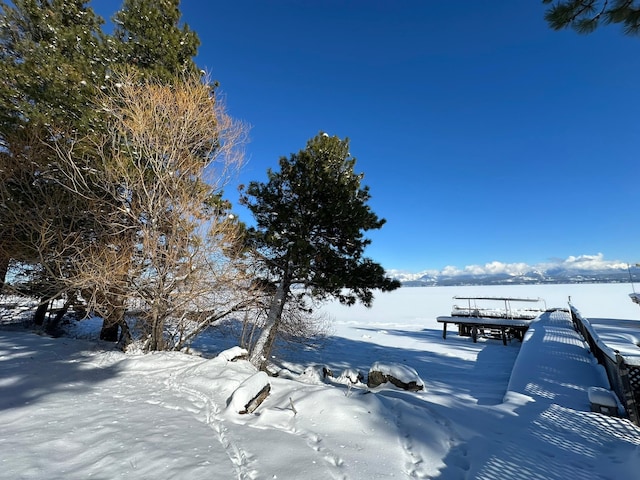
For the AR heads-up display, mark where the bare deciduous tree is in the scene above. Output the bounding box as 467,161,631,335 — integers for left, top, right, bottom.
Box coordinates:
43,72,252,350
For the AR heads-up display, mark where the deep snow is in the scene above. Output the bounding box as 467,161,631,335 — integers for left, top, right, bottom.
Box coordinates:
1,283,640,479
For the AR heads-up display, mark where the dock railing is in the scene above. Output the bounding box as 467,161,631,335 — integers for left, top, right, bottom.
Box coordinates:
568,304,640,426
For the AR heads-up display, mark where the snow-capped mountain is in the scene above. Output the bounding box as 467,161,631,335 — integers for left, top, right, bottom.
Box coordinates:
390,255,636,286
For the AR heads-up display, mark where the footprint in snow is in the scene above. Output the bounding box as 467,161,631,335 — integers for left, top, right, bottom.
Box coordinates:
306,434,322,452
324,454,344,467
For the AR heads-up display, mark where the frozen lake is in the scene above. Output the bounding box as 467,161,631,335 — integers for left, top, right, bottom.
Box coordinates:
321,283,640,330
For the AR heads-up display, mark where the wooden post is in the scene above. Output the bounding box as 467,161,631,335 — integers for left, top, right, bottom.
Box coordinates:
442,322,447,339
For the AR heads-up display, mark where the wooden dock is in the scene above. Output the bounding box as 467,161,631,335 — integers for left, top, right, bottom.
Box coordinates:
437,296,546,345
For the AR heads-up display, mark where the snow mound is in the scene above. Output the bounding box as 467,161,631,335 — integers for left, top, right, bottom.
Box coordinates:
297,364,331,384
368,361,425,391
588,386,618,408
335,368,364,385
215,346,248,362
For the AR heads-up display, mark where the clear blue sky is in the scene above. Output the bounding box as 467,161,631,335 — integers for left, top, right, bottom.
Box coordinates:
95,1,640,273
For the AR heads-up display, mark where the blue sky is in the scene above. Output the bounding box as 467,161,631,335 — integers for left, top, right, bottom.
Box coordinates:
95,1,640,273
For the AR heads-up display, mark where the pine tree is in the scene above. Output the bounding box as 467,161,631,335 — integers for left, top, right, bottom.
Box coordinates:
241,133,400,369
543,0,640,36
0,0,107,294
112,0,200,81
0,0,107,136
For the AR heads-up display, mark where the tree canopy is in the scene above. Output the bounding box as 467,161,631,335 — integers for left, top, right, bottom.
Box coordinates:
0,0,107,137
112,0,200,81
543,0,640,35
242,133,399,307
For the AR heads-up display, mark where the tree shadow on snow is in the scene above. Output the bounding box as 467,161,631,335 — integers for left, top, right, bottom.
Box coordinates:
0,329,123,412
276,325,522,406
175,317,523,409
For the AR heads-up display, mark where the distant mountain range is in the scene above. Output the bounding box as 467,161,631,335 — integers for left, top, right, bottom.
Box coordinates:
390,266,636,287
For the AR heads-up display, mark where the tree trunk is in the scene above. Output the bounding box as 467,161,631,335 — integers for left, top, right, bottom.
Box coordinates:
45,296,73,336
117,319,132,351
249,275,290,370
150,315,164,351
33,296,50,326
0,255,8,293
144,303,165,352
100,295,125,342
100,318,120,342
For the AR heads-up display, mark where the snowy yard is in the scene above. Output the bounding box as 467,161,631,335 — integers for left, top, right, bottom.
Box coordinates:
1,283,640,479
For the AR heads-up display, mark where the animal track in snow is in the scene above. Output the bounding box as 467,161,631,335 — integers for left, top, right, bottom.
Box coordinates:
164,369,259,480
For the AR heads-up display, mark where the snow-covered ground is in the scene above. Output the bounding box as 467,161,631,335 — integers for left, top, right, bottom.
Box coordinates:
1,283,639,479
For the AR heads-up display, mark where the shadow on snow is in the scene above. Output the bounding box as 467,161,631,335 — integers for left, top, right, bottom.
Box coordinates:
0,328,122,412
